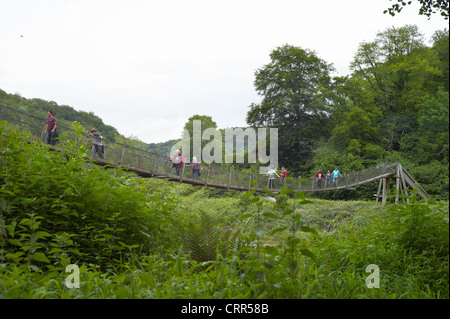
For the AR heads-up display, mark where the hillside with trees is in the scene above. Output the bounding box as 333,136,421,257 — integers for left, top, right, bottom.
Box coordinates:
247,25,448,198
1,25,448,199
0,88,178,155
0,120,448,301
0,14,448,304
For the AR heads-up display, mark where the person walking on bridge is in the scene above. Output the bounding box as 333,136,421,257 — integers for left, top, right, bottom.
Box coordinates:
89,128,105,159
187,157,202,180
170,150,185,176
316,169,325,188
267,166,280,189
44,110,56,145
332,167,343,187
326,170,332,188
280,167,287,187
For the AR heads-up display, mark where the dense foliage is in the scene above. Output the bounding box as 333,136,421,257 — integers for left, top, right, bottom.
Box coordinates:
247,25,449,198
1,26,447,199
384,0,449,19
0,121,448,300
0,15,448,300
0,88,178,155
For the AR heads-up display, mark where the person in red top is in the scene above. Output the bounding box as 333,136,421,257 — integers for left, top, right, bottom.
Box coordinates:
280,167,288,187
316,169,325,189
44,110,56,145
170,149,185,176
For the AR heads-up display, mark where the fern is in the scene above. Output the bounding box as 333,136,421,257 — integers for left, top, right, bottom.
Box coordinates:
178,211,240,262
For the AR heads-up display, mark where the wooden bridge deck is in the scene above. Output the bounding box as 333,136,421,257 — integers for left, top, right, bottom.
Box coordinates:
1,104,428,204
90,155,427,204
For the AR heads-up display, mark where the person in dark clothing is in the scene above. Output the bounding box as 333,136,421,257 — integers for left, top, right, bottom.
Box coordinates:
326,170,332,188
170,150,185,176
187,157,202,180
316,169,325,188
89,128,105,159
44,110,56,145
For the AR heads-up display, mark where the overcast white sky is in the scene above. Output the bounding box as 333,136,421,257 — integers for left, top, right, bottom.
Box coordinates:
0,0,448,143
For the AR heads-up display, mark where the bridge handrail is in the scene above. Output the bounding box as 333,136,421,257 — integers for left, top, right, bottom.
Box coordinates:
0,104,400,192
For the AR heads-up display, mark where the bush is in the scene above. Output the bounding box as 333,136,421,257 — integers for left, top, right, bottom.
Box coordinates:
0,121,182,272
0,121,448,299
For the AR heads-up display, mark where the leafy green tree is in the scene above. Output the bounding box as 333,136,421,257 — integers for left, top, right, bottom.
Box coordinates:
350,25,442,151
311,24,448,197
432,29,449,90
246,44,334,175
181,114,219,162
0,89,120,142
330,105,384,161
402,89,449,165
384,0,449,19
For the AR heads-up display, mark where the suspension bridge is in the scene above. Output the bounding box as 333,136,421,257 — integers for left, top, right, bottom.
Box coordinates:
0,104,428,204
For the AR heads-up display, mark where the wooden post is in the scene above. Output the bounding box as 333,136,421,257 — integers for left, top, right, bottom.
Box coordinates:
311,176,315,192
227,166,232,190
398,179,404,203
205,165,211,187
382,178,388,205
401,175,409,204
40,122,47,143
298,176,302,191
248,173,253,190
180,163,186,182
119,141,126,165
152,151,158,176
395,165,400,204
136,153,141,169
376,179,382,204
400,168,409,203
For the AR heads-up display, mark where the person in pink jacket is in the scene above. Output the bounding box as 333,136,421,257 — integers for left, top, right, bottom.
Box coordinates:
316,169,325,188
170,149,185,176
280,167,288,187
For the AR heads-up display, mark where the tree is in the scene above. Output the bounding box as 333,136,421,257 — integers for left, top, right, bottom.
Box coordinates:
401,89,449,164
330,104,384,160
350,25,442,151
312,24,449,197
384,0,449,19
432,29,449,90
181,114,220,163
246,44,334,174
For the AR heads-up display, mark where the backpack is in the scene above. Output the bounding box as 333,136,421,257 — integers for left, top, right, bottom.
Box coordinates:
172,155,181,164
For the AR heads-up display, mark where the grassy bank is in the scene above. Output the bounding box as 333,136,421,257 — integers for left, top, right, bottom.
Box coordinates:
0,121,448,299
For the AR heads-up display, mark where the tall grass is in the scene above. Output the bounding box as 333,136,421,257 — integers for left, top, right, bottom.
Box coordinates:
0,121,448,299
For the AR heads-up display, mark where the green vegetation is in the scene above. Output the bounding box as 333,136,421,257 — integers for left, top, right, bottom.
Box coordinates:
0,88,178,155
1,24,448,199
1,121,448,299
0,7,448,300
384,0,449,19
247,25,449,198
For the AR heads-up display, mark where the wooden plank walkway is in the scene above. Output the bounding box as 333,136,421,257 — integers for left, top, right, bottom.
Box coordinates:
90,155,427,203
1,104,428,203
